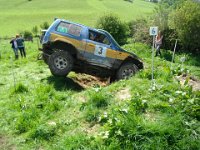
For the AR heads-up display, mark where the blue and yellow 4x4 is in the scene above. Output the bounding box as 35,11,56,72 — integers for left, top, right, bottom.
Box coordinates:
41,18,143,80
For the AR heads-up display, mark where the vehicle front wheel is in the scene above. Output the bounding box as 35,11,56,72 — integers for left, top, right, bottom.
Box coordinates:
48,51,74,77
116,63,138,80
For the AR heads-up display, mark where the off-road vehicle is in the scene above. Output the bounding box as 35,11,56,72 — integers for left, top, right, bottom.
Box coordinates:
40,18,143,80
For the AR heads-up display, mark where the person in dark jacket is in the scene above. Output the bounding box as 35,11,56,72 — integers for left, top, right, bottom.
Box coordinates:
16,34,26,58
10,37,18,59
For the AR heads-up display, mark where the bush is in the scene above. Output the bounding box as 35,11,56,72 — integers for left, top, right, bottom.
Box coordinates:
169,0,200,53
40,21,50,30
96,14,130,45
128,18,151,45
30,124,57,140
23,30,33,41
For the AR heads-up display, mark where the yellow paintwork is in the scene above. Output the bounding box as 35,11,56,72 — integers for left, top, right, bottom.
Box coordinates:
50,33,130,60
50,33,82,49
86,42,130,60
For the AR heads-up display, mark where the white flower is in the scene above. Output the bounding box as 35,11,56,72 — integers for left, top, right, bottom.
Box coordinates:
116,130,124,136
142,100,147,104
175,91,182,94
102,131,109,139
108,119,112,124
48,121,56,126
98,116,102,122
169,98,174,103
180,57,186,62
182,92,186,96
121,108,128,113
103,112,108,118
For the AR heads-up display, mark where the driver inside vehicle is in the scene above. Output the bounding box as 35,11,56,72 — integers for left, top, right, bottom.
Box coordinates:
89,32,96,41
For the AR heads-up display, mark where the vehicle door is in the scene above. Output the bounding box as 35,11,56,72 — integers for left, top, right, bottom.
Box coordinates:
84,30,117,68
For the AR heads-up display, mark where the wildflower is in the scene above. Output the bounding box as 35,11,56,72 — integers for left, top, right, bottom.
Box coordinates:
103,112,108,118
102,131,109,139
120,108,128,113
169,98,174,103
48,121,56,126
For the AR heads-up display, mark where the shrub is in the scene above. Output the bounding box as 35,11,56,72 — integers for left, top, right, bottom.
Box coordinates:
128,18,151,45
96,14,130,45
23,30,33,41
85,107,100,122
13,83,28,94
30,124,57,140
40,21,50,29
15,110,38,134
169,0,200,53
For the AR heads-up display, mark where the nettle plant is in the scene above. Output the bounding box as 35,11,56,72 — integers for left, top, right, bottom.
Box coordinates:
171,64,190,76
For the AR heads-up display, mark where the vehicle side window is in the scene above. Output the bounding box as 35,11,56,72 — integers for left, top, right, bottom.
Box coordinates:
89,30,110,45
56,22,82,37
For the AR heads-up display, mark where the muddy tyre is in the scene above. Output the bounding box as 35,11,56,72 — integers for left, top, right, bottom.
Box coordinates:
116,63,138,80
48,51,74,77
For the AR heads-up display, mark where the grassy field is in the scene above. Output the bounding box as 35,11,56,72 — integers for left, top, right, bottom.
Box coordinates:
0,0,156,37
0,40,199,149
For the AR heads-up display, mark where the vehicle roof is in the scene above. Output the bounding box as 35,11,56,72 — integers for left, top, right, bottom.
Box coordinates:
57,18,106,34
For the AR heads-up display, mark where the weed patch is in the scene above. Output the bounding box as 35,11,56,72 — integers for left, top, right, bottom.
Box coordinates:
11,83,28,94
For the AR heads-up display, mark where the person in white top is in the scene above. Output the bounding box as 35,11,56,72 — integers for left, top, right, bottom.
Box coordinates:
155,31,163,57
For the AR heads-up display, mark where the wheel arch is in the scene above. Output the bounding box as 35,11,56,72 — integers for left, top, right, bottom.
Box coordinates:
121,56,143,70
51,40,78,58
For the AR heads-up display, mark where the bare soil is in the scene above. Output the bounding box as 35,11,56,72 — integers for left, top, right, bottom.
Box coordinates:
116,88,131,101
71,73,109,88
176,74,200,91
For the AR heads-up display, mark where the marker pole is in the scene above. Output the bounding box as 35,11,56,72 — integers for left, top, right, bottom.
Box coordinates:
172,39,178,63
151,35,155,87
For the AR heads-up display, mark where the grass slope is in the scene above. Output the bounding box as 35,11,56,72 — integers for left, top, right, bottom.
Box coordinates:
0,0,155,36
0,40,199,149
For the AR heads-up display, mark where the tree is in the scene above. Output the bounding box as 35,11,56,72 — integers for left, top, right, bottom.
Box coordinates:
96,14,130,45
169,0,200,53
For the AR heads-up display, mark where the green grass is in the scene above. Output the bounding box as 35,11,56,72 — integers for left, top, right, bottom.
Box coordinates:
0,0,156,37
0,40,199,149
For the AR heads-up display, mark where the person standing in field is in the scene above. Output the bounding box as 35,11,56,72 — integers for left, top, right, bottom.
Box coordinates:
10,37,18,59
16,34,26,58
155,31,163,57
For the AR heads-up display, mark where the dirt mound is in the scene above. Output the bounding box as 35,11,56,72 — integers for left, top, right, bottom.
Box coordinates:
176,74,200,91
71,73,109,88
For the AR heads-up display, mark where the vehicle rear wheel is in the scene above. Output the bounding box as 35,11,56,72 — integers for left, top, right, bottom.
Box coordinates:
116,63,138,80
48,51,74,77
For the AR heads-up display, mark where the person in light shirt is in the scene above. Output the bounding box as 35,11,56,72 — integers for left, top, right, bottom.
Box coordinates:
155,31,163,57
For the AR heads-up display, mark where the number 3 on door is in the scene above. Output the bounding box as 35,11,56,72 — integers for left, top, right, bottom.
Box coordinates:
94,45,107,57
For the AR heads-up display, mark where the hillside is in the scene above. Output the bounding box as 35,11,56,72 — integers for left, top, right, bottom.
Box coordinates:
0,40,199,149
0,0,156,36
